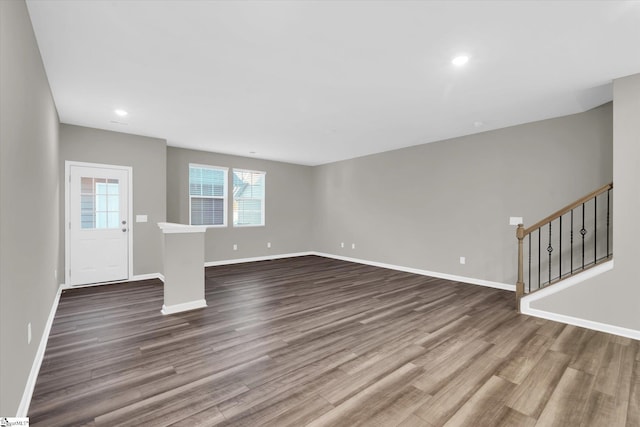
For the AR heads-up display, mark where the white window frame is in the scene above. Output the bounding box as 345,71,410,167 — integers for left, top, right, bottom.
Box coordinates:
189,163,228,227
233,168,266,227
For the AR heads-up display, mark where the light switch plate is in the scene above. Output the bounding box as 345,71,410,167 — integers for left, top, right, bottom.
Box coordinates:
136,215,148,223
509,216,523,226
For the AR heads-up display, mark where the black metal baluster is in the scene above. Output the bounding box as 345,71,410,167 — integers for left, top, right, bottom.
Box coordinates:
528,234,531,293
581,202,586,269
538,228,541,289
570,209,574,274
517,186,613,296
547,222,553,285
559,216,562,280
594,196,597,264
606,189,610,257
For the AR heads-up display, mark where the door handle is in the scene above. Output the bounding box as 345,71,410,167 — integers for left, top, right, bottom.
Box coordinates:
122,228,128,232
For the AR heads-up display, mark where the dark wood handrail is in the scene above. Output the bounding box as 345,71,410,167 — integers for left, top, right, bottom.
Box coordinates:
522,182,613,235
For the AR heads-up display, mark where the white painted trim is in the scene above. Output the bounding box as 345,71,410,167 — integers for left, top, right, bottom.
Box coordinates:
203,251,513,291
204,252,314,267
518,260,639,340
132,273,165,282
64,162,70,287
161,299,207,315
521,307,640,340
157,222,207,234
65,161,134,286
17,284,64,417
62,272,165,289
189,163,229,172
520,260,614,305
233,167,267,175
311,252,515,291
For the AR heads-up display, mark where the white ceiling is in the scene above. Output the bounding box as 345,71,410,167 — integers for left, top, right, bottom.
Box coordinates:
26,1,640,166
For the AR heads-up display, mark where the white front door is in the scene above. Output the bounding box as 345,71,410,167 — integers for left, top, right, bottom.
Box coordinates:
67,163,131,286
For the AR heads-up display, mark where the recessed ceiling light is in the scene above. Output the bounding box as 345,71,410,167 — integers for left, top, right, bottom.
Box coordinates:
114,109,128,117
452,55,469,66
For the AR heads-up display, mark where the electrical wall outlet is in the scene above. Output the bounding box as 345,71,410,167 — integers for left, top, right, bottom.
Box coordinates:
233,244,238,251
460,256,466,265
351,243,356,249
28,322,32,344
340,242,344,248
267,242,271,248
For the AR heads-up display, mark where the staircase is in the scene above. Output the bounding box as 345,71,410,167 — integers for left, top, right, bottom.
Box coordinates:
515,183,613,310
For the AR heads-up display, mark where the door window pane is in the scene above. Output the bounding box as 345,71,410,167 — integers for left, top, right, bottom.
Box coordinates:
80,177,120,229
107,212,120,228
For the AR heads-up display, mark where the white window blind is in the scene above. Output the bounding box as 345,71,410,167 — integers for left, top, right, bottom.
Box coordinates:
233,169,265,227
189,164,228,226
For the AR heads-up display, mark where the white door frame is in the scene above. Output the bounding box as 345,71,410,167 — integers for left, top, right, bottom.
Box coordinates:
65,160,134,286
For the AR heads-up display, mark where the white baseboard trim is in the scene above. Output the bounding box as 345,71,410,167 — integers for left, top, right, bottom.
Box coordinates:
62,273,165,289
519,260,639,340
161,299,207,315
132,273,165,282
17,284,64,417
521,306,640,340
311,252,515,291
202,252,513,292
204,251,314,267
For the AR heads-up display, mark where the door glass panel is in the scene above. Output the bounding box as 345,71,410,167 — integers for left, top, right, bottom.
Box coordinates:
96,194,107,211
107,195,119,211
107,212,120,228
81,212,95,229
96,212,108,228
81,177,93,193
107,179,119,193
80,177,120,229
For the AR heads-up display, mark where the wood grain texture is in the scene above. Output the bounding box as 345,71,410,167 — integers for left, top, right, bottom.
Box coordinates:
28,255,638,426
535,367,595,426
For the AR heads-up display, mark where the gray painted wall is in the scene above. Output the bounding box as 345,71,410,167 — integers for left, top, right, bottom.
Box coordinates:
0,0,60,415
313,103,613,285
530,74,640,331
59,125,167,282
166,147,313,262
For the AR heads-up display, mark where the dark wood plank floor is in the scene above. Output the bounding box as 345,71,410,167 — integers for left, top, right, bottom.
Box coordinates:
29,255,639,426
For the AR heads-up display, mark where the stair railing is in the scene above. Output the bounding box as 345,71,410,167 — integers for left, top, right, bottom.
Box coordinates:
516,183,613,309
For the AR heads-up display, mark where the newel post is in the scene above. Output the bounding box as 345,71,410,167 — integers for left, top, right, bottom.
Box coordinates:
516,224,525,311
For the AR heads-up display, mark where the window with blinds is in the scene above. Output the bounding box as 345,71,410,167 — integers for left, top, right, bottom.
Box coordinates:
233,169,266,227
189,164,228,226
